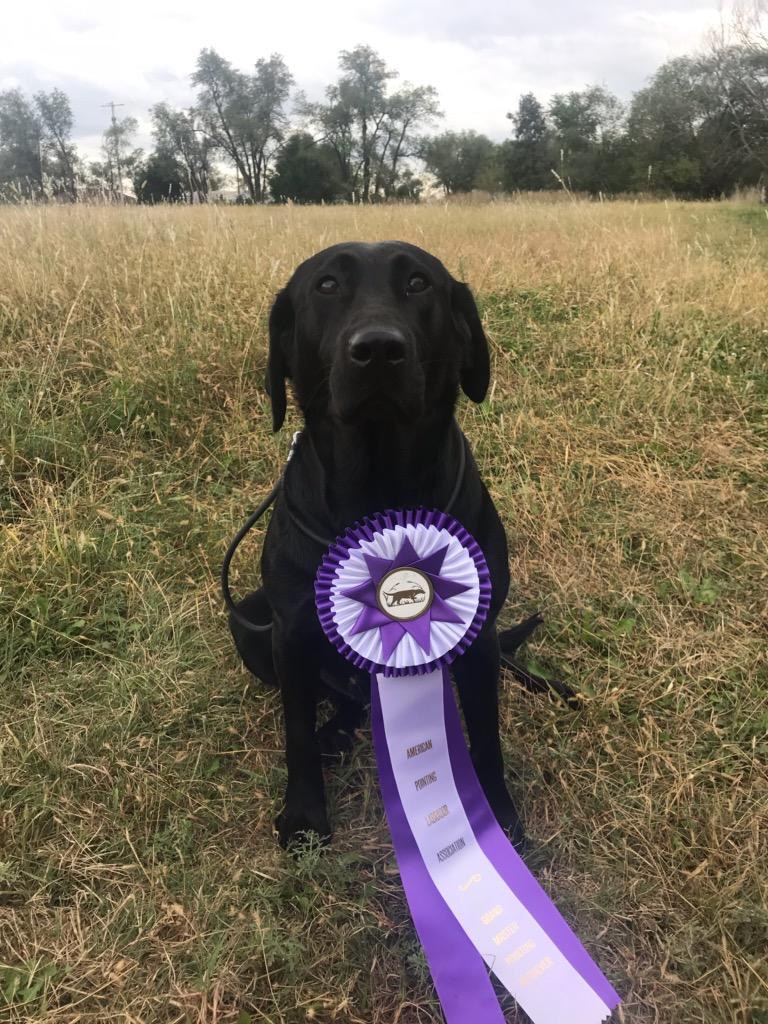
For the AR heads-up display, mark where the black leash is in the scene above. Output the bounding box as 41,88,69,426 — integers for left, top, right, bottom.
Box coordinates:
498,617,580,709
221,431,301,634
221,424,578,706
221,421,467,636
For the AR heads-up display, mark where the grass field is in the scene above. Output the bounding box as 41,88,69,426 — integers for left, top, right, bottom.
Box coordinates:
1,199,766,1024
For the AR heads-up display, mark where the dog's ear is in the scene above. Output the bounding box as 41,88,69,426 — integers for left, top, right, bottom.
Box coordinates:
266,287,294,432
451,280,490,403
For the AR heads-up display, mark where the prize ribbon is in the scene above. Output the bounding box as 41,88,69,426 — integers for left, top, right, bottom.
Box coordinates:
315,508,620,1024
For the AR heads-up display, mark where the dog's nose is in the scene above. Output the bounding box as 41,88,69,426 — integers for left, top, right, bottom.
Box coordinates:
348,328,407,367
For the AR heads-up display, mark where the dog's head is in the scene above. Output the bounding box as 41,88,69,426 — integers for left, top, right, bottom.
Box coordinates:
265,241,490,431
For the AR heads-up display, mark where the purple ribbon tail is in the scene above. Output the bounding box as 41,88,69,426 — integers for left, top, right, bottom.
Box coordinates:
371,675,506,1024
441,666,621,1013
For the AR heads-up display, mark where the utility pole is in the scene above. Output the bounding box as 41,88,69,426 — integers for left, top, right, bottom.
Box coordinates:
37,133,45,201
102,101,125,201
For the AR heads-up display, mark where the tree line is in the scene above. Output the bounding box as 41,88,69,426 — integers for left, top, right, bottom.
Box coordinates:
1,13,766,204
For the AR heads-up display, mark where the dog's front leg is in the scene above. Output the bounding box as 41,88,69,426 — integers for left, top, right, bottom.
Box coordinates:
273,627,330,849
452,627,525,850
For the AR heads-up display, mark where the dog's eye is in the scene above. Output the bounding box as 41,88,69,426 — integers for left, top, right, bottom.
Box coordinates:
406,274,430,294
317,276,339,295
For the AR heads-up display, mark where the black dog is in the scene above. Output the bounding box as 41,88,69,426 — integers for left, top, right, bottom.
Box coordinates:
230,240,531,850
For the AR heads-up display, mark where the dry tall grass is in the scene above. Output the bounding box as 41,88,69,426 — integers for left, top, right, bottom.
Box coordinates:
1,201,766,1023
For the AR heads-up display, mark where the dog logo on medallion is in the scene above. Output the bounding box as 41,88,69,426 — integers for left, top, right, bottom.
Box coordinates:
377,568,434,621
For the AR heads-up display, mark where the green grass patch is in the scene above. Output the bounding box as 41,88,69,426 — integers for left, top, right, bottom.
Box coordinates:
0,201,766,1023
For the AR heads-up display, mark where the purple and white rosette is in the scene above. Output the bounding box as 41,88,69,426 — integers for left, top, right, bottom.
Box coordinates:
315,508,620,1024
316,508,490,676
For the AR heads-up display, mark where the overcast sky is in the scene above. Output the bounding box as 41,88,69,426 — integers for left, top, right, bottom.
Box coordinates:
2,0,726,166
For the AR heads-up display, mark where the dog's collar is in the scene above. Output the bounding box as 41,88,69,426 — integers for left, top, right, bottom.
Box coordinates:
281,418,468,548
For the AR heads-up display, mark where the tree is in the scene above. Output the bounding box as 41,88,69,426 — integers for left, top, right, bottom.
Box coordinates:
34,89,78,200
297,87,356,200
151,103,214,201
502,93,551,190
252,53,294,195
100,112,141,199
706,2,768,180
270,132,344,203
192,48,293,201
133,150,186,203
0,89,43,200
391,167,424,201
548,86,625,191
0,87,82,202
299,46,437,202
420,130,498,194
622,29,768,198
372,84,441,198
336,45,396,202
702,7,768,187
299,45,396,202
626,58,705,194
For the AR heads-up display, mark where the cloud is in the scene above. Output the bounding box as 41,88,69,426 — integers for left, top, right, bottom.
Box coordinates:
360,0,717,47
145,67,186,85
57,12,101,33
2,63,116,135
0,0,725,160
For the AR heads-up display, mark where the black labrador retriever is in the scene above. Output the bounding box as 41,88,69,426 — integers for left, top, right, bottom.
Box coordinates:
230,240,546,850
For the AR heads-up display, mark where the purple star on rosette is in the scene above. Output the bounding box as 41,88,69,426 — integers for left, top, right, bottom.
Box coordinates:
340,534,470,663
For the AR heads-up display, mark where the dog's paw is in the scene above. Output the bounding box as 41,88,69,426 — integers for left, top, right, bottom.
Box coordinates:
275,804,331,851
